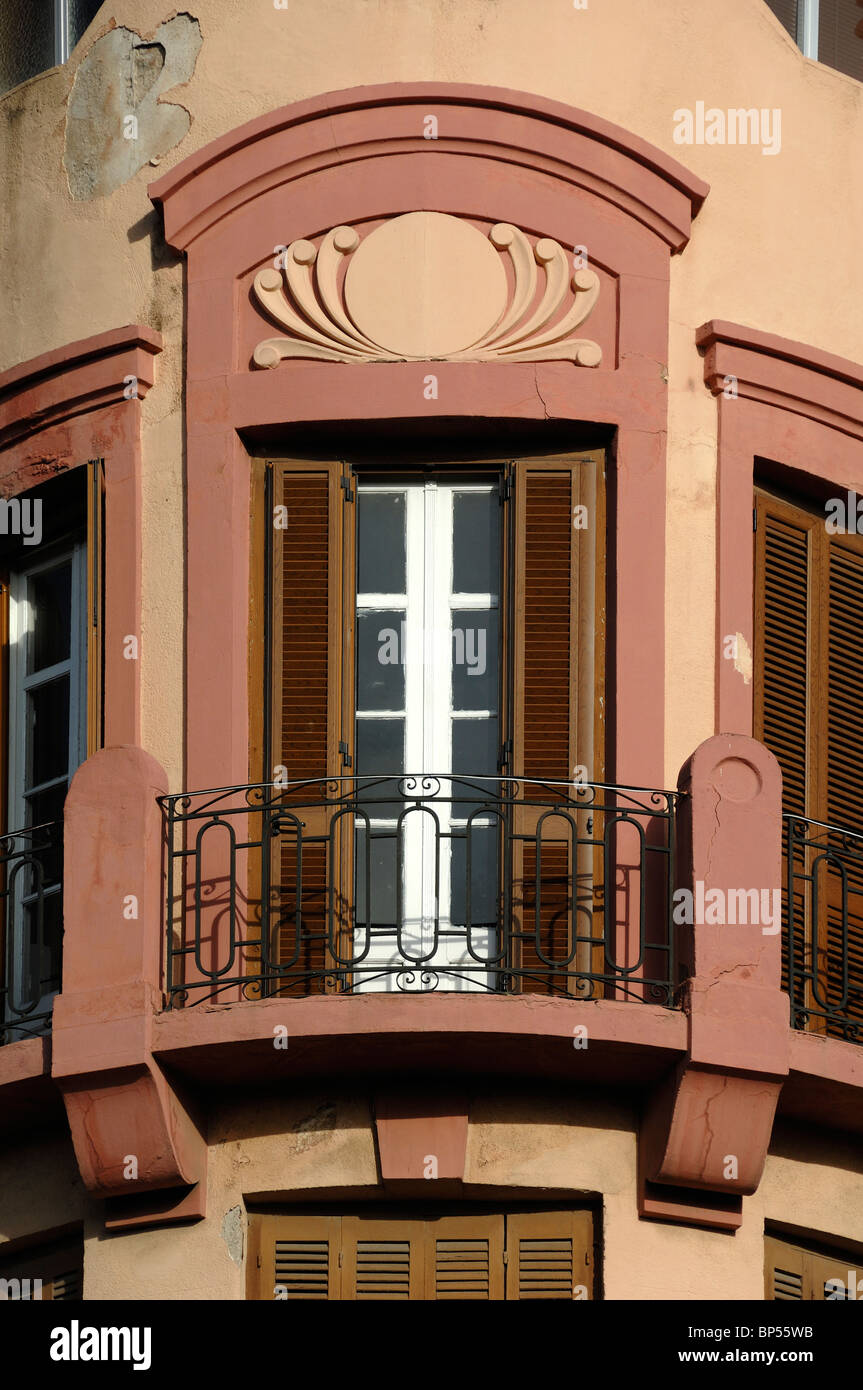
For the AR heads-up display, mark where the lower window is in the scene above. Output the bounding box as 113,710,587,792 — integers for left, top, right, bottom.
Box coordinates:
248,1205,595,1300
766,1230,861,1300
0,1232,83,1300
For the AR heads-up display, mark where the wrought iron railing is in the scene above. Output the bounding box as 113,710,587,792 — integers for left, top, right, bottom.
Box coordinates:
161,775,678,1006
784,813,863,1043
0,820,63,1044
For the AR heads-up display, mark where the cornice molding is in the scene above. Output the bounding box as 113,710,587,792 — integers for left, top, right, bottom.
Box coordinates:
697,319,863,439
150,82,709,254
0,326,162,450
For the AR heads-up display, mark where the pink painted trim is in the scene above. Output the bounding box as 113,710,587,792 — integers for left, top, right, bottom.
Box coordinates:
698,321,863,732
0,326,161,449
151,82,708,252
698,319,863,400
698,319,863,440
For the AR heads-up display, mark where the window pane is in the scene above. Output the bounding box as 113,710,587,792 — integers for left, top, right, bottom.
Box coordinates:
23,891,62,1001
354,829,398,925
819,0,863,81
69,0,104,49
453,492,500,593
355,717,404,816
764,0,799,40
0,0,54,96
452,717,499,780
451,609,498,712
357,492,406,594
357,611,405,711
28,562,72,673
25,786,66,885
451,827,499,927
28,677,70,788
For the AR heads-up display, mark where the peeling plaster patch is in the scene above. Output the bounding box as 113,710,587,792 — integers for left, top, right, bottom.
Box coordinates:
64,15,202,200
221,1205,244,1265
733,632,752,685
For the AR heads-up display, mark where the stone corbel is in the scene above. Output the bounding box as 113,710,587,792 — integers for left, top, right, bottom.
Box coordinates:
51,747,207,1228
373,1090,469,1193
640,735,789,1230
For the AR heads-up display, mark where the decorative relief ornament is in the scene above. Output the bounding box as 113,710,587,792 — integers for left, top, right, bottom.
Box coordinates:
252,211,602,367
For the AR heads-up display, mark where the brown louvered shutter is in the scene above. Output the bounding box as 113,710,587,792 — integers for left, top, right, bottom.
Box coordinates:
248,1208,594,1299
0,1234,83,1300
765,1232,859,1300
824,535,863,1034
755,490,863,1038
508,454,605,996
426,1213,504,1300
754,494,818,1024
248,1214,341,1300
505,1209,593,1300
342,1215,425,1299
267,461,355,996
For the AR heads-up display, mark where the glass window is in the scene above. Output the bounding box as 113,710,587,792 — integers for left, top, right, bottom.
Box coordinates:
0,0,104,98
0,0,54,95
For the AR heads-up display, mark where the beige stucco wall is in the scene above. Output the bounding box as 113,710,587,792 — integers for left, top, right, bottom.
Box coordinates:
2,0,861,788
0,1091,826,1299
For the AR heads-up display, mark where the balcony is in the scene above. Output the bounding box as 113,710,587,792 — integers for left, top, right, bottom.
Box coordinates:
0,820,63,1046
160,775,679,1008
784,813,863,1043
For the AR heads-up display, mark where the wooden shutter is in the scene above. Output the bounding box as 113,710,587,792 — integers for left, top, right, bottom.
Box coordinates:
765,1232,859,1300
0,1234,83,1300
755,489,863,1036
754,494,818,1022
341,1215,425,1299
248,1208,593,1300
426,1212,504,1300
825,536,863,1033
508,454,605,996
248,1213,341,1300
253,460,355,997
505,1209,594,1300
754,495,816,821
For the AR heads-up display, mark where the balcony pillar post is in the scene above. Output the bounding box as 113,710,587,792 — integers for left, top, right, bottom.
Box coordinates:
51,746,207,1228
639,734,789,1229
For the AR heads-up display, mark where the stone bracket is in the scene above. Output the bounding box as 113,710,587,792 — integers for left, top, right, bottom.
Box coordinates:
373,1090,469,1190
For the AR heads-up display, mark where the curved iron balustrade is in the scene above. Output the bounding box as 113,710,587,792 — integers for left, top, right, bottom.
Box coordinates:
160,774,679,1007
0,820,62,1044
784,813,863,1043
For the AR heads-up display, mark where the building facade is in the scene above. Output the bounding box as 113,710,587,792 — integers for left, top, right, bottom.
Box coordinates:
1,0,863,1302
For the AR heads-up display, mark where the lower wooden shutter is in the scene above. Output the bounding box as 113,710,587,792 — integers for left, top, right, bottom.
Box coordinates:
505,1209,593,1300
0,1233,83,1300
248,1208,593,1300
427,1212,504,1300
765,1232,860,1300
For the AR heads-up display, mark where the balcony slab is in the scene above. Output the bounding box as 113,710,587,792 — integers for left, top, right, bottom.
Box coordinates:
151,994,687,1090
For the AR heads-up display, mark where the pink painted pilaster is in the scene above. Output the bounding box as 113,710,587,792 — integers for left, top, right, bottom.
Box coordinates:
641,735,788,1225
52,747,207,1217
